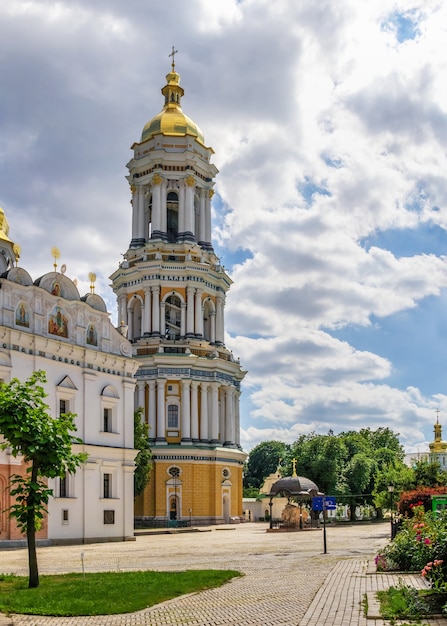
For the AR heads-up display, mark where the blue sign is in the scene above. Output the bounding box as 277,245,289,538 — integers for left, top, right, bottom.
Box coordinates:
312,496,337,511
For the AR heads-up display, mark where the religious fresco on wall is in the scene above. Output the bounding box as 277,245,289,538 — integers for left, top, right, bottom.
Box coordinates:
48,306,69,338
86,323,98,346
51,280,62,296
15,302,29,328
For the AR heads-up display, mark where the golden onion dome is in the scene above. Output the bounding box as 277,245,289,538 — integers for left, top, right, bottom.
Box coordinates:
141,63,205,145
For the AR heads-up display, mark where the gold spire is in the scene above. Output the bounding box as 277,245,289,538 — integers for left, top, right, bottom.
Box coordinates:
140,50,205,145
89,272,97,294
169,46,178,71
0,207,21,268
12,243,21,266
51,247,60,271
430,409,447,453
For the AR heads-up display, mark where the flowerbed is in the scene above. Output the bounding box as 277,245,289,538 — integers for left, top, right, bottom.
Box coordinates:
375,506,447,615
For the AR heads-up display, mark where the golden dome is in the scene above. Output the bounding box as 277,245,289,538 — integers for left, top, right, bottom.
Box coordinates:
141,67,205,145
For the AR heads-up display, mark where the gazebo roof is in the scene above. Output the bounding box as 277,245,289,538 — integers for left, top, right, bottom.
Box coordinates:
268,475,321,498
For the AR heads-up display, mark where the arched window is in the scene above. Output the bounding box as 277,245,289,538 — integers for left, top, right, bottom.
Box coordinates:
167,191,179,242
167,404,179,428
165,294,181,339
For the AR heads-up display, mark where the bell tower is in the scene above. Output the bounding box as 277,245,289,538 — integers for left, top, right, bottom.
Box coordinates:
111,53,246,525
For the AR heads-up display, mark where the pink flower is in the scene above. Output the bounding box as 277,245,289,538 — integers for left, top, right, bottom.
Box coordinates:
422,570,427,577
424,538,431,545
434,560,444,566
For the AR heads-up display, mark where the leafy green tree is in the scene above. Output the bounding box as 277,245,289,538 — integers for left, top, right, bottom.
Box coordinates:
372,460,414,514
0,371,87,588
287,432,348,494
243,441,288,490
134,407,152,497
411,458,447,488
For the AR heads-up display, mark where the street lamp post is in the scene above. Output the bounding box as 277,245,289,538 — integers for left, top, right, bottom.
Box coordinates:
388,484,395,539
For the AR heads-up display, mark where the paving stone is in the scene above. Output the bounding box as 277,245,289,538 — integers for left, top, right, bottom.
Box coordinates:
1,522,447,625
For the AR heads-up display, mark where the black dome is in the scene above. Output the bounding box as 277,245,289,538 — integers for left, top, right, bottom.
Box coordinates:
268,476,320,497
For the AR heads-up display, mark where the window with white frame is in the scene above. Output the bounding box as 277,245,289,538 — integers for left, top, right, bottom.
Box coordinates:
103,473,112,499
103,407,112,432
56,375,77,419
100,385,119,434
60,474,69,498
167,404,179,428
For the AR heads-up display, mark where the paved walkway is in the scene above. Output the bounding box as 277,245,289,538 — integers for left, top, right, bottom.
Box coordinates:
1,522,447,625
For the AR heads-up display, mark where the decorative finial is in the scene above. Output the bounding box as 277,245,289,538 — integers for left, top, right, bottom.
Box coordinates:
88,272,96,294
12,243,21,267
169,46,178,70
51,247,60,271
291,458,297,477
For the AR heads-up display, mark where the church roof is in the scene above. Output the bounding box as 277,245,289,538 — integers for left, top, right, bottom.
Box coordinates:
268,475,321,497
140,60,205,145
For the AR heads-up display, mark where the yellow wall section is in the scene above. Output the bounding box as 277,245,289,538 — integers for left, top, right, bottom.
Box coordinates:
139,459,244,520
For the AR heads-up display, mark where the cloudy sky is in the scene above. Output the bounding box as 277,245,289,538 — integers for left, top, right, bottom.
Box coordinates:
2,0,447,454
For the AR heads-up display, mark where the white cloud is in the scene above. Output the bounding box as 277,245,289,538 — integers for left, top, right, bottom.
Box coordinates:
1,0,447,455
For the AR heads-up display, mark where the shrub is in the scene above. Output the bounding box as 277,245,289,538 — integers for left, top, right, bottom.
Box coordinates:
376,507,447,572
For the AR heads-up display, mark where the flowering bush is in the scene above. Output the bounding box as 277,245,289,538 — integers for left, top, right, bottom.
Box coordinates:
421,559,444,591
376,508,447,572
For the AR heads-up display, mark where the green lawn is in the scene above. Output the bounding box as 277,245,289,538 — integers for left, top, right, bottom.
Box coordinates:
0,569,242,616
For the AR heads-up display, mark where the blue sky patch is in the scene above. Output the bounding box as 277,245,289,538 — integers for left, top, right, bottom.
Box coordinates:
361,223,447,258
298,177,331,207
329,292,447,396
383,10,421,43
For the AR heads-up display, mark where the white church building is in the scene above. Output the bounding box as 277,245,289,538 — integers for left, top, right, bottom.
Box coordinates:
0,207,138,544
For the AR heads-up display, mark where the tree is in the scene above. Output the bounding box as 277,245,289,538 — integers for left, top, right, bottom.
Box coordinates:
243,441,288,490
287,432,348,494
0,371,87,588
411,458,447,488
134,407,152,497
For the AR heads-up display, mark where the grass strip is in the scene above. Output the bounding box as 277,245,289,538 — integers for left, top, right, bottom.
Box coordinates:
0,569,242,616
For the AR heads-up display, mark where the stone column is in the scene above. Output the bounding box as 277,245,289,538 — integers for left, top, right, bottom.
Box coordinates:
216,294,225,345
184,175,195,241
181,302,186,337
152,286,160,336
151,174,163,239
148,380,156,441
136,380,146,415
210,310,216,344
161,180,167,238
198,188,206,244
194,289,203,337
181,380,191,443
118,294,127,326
205,190,213,245
143,288,151,335
190,381,199,442
200,382,209,442
126,301,133,341
160,301,166,337
210,382,219,444
137,186,145,243
156,379,166,442
235,391,241,447
224,387,235,446
130,184,139,245
186,286,195,337
178,181,185,238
